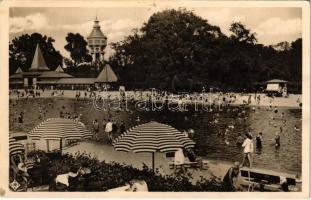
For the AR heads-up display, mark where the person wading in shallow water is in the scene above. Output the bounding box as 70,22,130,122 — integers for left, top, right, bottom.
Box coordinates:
275,132,281,148
236,133,244,147
241,133,254,168
256,132,263,149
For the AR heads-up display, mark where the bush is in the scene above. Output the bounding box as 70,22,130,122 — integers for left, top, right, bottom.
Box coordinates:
43,152,228,191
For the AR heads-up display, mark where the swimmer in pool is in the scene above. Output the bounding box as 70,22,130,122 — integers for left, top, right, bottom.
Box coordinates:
294,125,300,131
275,132,280,148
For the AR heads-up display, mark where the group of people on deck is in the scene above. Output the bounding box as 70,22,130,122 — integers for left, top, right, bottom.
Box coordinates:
92,118,126,144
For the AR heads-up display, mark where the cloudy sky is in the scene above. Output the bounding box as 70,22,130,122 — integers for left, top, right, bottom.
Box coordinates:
9,6,302,59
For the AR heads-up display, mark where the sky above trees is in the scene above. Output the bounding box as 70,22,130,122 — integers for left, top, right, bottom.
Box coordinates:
9,6,302,59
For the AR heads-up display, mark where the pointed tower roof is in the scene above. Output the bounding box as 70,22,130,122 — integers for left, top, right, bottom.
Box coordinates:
55,65,64,73
29,44,50,71
95,64,118,83
87,16,106,39
10,67,23,78
15,67,23,74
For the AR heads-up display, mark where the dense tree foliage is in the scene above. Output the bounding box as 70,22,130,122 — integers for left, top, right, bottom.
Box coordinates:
109,9,302,92
64,33,92,65
63,58,104,78
9,33,63,75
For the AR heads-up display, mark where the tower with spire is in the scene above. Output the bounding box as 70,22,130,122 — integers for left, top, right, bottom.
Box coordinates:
87,14,107,64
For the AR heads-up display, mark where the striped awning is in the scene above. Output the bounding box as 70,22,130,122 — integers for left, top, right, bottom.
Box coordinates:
28,118,92,140
9,136,25,156
113,121,195,153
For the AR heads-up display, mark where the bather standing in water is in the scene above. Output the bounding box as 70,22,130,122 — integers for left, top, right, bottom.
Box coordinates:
256,132,263,149
275,132,281,148
236,133,244,147
241,133,254,168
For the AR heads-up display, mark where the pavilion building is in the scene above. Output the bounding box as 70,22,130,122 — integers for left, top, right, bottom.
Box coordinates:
9,44,118,90
9,44,73,89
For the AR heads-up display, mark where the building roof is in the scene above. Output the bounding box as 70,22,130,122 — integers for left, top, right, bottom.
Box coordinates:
55,65,65,73
22,71,42,76
9,80,23,84
57,78,96,85
10,67,24,78
39,71,73,78
15,67,23,74
37,80,58,84
29,44,50,71
10,73,23,79
266,79,288,83
87,18,106,39
95,64,118,83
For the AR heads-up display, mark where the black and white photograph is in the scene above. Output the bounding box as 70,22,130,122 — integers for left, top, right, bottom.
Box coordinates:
2,0,309,196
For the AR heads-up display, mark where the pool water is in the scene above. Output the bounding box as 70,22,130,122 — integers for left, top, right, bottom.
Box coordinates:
9,98,302,174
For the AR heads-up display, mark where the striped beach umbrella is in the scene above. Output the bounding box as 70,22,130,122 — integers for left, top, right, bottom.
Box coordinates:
9,136,25,156
28,118,92,151
113,121,195,171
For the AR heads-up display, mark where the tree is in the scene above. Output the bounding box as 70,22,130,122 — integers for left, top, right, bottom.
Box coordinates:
109,9,224,90
229,22,257,45
109,9,302,92
273,41,291,51
64,33,92,66
9,33,63,75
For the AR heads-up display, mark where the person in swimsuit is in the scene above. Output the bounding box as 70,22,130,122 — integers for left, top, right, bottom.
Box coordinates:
222,161,241,191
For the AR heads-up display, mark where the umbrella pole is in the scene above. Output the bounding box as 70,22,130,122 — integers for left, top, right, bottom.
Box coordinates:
46,139,50,152
60,138,63,154
152,152,155,172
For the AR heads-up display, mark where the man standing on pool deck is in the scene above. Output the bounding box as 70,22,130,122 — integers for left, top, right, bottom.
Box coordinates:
105,119,113,143
241,133,254,168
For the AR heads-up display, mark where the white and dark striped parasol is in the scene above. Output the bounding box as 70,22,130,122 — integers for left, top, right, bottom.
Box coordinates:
113,121,195,171
9,136,25,156
28,118,92,141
